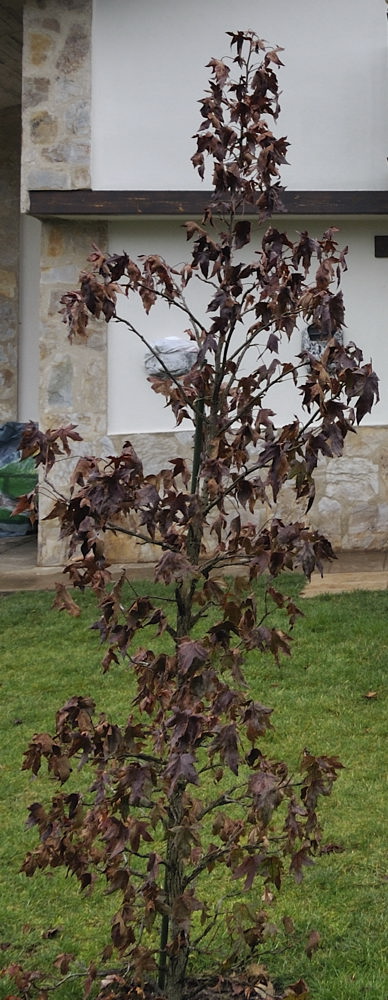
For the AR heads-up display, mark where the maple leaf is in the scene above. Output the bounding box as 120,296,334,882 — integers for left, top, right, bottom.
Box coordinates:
177,639,208,675
211,724,239,774
171,890,204,932
232,854,262,891
184,220,207,241
25,802,47,830
11,492,37,522
354,369,380,423
52,583,81,617
206,57,230,85
234,220,251,249
163,752,199,792
290,846,315,884
243,701,274,741
128,819,153,853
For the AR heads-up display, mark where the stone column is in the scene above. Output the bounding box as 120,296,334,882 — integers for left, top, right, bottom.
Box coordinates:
21,0,97,563
37,219,109,565
21,0,92,211
0,107,21,421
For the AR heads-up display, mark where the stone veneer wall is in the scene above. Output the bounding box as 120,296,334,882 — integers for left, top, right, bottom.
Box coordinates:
102,425,388,566
20,0,96,562
0,107,21,421
21,0,92,212
272,426,388,551
37,218,109,565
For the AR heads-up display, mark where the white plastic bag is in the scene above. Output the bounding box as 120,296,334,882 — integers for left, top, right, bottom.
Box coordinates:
144,337,198,377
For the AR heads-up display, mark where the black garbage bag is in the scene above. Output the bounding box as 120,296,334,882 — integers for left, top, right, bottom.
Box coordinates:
0,422,37,536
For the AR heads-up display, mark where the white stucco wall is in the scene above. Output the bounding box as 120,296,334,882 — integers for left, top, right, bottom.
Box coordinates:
92,0,388,192
107,217,388,433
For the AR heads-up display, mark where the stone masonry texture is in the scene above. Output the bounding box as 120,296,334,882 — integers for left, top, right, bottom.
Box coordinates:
37,218,109,565
101,425,388,566
37,421,388,566
21,0,92,211
0,107,21,421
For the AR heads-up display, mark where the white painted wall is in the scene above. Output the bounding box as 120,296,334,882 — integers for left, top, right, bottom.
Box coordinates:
107,217,388,433
92,0,388,191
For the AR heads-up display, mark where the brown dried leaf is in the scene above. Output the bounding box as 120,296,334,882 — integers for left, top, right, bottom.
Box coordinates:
52,583,81,617
53,953,74,974
305,929,321,959
283,980,310,998
282,915,295,936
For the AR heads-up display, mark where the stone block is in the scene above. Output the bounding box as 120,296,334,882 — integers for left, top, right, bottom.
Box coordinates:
376,503,388,531
30,110,57,143
0,300,17,339
42,142,90,164
325,457,379,500
47,356,73,408
29,32,54,66
42,18,60,32
41,264,79,283
0,367,14,388
65,100,90,135
56,24,89,75
46,228,65,259
70,166,90,187
22,77,50,108
48,290,62,315
345,510,379,548
27,167,68,189
315,496,342,547
0,270,17,298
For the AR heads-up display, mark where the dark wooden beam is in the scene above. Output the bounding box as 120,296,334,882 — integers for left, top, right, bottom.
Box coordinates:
28,188,388,218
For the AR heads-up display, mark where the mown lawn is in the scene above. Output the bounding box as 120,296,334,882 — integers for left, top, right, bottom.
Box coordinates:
0,578,386,999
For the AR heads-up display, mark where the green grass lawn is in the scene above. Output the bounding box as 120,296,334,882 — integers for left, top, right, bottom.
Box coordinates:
0,579,386,999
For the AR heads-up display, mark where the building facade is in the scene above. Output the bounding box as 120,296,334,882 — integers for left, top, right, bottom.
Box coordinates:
1,0,388,564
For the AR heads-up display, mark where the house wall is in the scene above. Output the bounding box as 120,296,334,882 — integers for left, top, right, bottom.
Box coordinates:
100,213,388,564
91,0,388,192
103,426,388,563
107,217,388,433
35,211,388,565
22,0,388,562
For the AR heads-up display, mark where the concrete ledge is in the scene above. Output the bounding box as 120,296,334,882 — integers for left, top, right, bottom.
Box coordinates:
1,537,388,594
0,536,156,592
303,570,388,598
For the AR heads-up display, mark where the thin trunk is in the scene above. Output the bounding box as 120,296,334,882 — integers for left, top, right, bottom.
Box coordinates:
161,379,208,993
160,785,189,1000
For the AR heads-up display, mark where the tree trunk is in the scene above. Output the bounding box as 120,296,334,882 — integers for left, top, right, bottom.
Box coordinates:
163,785,189,1000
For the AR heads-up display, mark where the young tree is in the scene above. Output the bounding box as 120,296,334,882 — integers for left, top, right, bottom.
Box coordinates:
13,30,377,1000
